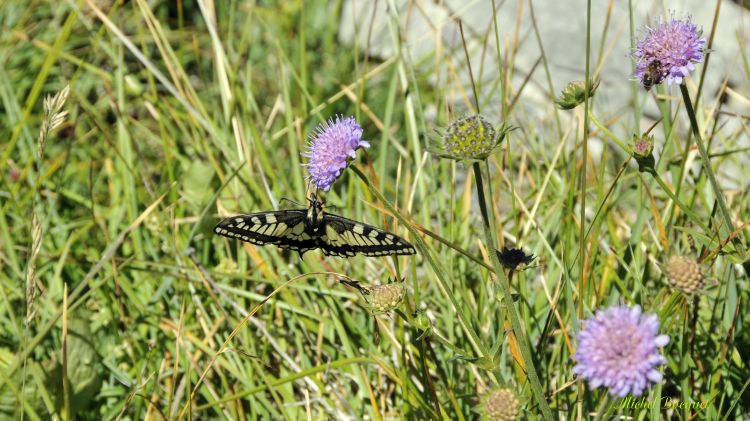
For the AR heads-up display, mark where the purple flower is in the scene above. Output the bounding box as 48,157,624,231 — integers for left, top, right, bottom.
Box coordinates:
633,13,706,87
303,116,369,191
573,305,669,397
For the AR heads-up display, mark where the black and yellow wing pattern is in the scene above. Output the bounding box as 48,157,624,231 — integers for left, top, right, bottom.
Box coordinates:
214,199,416,258
314,212,416,257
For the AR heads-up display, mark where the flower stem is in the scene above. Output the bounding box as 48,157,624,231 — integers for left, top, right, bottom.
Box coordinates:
471,162,554,421
577,1,593,415
679,84,748,270
350,166,490,360
648,174,710,234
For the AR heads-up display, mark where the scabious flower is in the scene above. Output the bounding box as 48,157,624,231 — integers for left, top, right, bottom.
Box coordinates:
573,305,669,397
303,115,369,191
633,13,706,88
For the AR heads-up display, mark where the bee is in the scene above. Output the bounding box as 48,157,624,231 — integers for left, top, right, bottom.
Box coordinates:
641,60,663,91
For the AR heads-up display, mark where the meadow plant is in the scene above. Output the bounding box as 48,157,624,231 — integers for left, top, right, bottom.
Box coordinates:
4,2,749,420
303,115,369,191
573,305,670,397
633,13,706,87
555,79,599,110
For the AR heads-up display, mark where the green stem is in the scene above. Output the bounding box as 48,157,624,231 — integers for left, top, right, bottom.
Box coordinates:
679,303,690,421
679,84,748,269
593,393,614,421
577,2,593,416
471,162,554,420
350,167,490,360
649,174,710,234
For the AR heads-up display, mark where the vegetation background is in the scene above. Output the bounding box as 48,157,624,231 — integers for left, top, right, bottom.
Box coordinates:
1,0,749,419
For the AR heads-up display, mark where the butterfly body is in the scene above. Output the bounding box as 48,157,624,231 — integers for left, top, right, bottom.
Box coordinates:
215,198,416,258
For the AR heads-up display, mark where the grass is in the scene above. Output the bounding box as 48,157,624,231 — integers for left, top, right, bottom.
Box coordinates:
1,0,749,419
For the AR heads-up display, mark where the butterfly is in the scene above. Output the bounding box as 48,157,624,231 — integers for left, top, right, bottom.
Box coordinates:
214,197,416,258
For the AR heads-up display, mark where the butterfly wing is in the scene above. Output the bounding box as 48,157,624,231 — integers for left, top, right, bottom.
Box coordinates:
214,210,317,254
319,213,416,257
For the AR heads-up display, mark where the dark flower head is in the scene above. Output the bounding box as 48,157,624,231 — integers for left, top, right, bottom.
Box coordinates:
633,13,706,88
496,247,535,270
303,115,369,191
573,305,669,397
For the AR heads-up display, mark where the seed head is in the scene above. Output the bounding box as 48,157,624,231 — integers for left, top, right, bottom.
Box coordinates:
438,115,510,161
369,283,404,313
478,388,520,421
665,255,703,294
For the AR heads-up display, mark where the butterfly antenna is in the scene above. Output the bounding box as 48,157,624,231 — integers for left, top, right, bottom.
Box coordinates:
339,278,371,298
279,197,303,207
305,188,326,210
304,181,320,201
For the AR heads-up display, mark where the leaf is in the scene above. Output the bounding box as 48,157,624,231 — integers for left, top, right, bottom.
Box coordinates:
182,159,216,209
43,312,101,416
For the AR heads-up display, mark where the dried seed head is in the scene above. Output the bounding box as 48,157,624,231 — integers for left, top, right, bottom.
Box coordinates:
665,255,703,294
480,388,520,421
369,283,404,313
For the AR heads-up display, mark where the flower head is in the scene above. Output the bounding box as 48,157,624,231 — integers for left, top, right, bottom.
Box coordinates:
555,79,600,110
665,255,704,294
436,115,511,161
633,13,706,88
369,282,405,314
496,247,535,270
632,134,654,158
303,116,369,191
632,134,656,174
477,388,520,421
573,305,669,397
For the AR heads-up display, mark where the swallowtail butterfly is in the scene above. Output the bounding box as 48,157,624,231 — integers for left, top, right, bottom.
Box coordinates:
215,198,416,258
